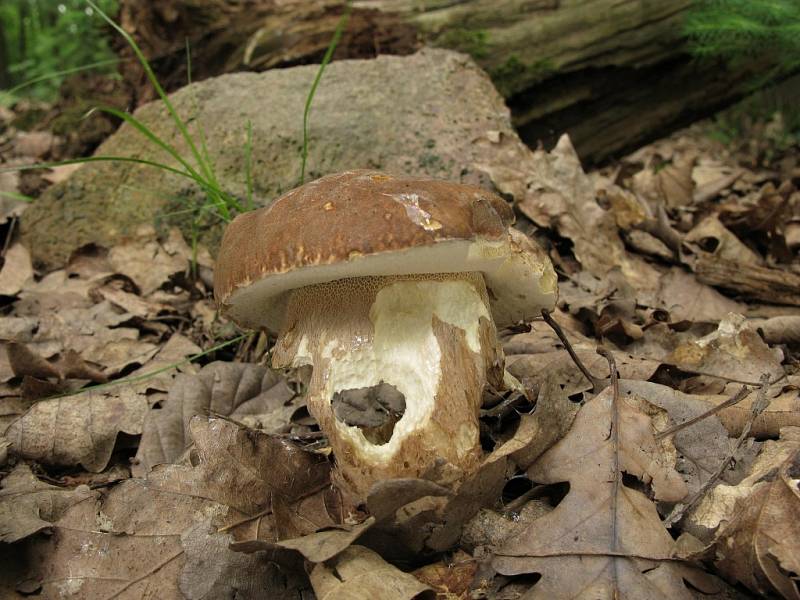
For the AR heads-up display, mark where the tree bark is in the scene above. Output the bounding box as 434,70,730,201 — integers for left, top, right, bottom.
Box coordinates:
115,0,778,164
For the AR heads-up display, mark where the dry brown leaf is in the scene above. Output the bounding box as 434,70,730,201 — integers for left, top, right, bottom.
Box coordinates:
0,463,97,543
14,131,57,158
412,550,477,600
490,372,579,470
94,282,170,318
309,545,431,600
0,243,32,296
17,418,322,598
710,387,800,438
275,517,376,563
0,170,27,224
656,268,745,324
108,227,190,296
665,313,784,383
515,135,661,297
5,387,148,471
146,417,331,516
6,294,158,377
7,342,107,384
751,316,800,345
685,215,764,267
362,458,506,557
620,380,738,495
695,428,800,599
179,521,309,599
493,387,696,598
134,361,298,475
655,156,695,208
19,477,309,599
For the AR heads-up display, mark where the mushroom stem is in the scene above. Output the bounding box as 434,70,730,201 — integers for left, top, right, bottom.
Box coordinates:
272,272,504,498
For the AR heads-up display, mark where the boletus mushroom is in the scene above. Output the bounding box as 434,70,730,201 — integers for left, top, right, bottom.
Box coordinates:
214,170,557,499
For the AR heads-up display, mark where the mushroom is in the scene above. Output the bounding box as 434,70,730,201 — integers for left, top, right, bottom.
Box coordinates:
214,170,557,499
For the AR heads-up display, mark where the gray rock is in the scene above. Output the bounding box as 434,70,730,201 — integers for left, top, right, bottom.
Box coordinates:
22,48,535,268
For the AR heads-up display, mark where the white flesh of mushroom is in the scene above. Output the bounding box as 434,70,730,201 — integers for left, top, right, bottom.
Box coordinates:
272,272,499,476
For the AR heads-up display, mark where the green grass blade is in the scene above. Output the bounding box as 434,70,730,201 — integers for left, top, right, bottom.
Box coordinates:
86,0,217,186
299,2,352,185
0,190,34,202
96,105,205,183
53,333,252,399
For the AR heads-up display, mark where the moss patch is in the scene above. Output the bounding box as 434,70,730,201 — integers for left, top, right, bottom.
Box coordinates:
489,55,556,98
434,28,490,60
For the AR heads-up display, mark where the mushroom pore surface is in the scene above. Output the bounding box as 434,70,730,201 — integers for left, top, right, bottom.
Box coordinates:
272,272,502,490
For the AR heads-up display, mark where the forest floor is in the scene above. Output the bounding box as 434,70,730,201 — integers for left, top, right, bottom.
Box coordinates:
0,92,798,599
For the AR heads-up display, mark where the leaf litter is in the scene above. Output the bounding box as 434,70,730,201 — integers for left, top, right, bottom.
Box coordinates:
1,102,799,599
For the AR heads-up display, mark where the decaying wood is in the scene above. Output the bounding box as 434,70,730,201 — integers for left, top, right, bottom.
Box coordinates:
695,257,800,307
116,0,772,163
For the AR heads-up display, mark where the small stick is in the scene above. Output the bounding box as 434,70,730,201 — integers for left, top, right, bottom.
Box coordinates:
541,309,606,393
663,374,771,528
502,484,549,514
597,346,621,595
654,386,751,441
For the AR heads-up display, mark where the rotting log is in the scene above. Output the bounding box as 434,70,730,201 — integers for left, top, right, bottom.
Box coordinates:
695,257,800,307
116,0,771,164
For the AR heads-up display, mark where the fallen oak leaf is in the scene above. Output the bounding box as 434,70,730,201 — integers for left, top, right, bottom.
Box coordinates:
134,361,299,476
17,418,322,599
146,417,330,515
5,387,148,472
492,386,703,599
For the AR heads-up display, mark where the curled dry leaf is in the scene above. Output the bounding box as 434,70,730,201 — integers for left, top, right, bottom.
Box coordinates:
684,215,764,267
517,135,660,297
5,388,148,472
134,361,299,475
0,243,33,297
493,387,700,599
273,517,376,563
309,545,432,600
751,315,800,345
707,386,800,439
0,463,97,543
490,372,579,470
694,428,800,599
359,456,507,557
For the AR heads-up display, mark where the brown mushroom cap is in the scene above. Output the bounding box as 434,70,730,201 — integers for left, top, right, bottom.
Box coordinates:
214,170,557,332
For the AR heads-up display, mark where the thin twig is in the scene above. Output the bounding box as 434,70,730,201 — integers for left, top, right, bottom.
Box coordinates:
541,309,606,392
664,374,771,528
597,346,620,596
502,484,548,515
655,386,752,441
